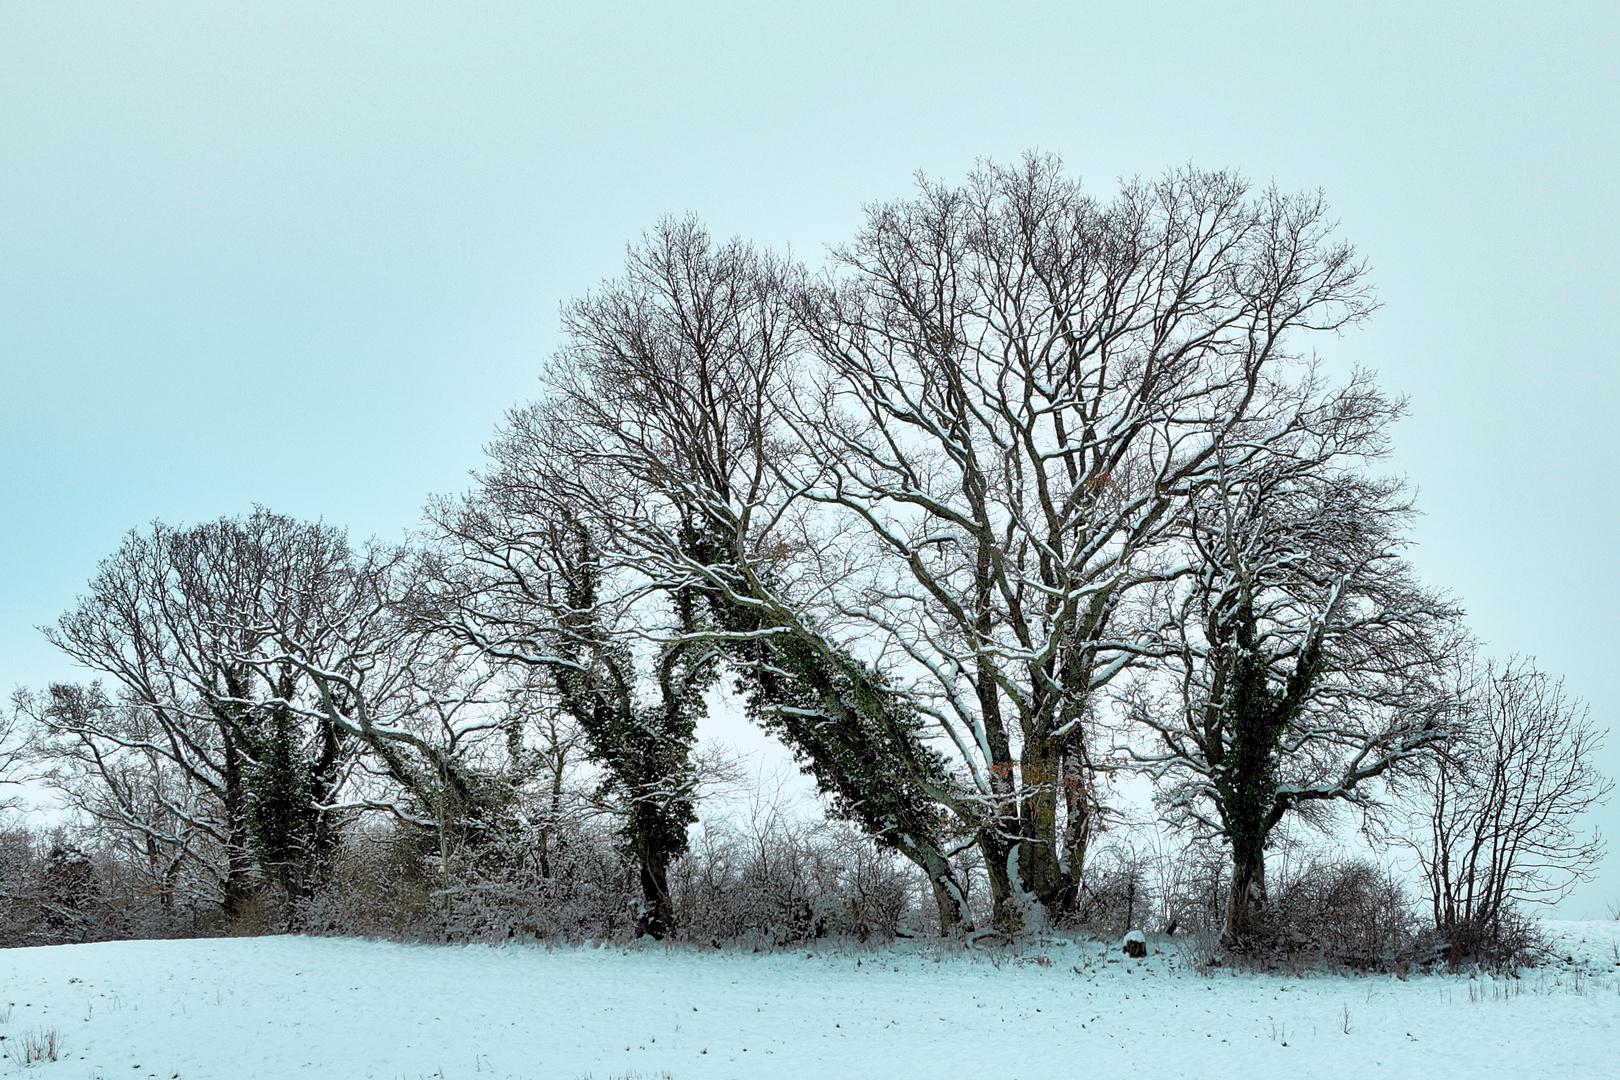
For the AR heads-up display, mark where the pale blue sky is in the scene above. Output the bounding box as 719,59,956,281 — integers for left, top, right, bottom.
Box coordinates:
2,1,1616,914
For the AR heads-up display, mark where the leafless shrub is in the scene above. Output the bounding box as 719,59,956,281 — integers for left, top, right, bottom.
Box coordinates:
1380,659,1609,966
285,783,935,948
13,1027,60,1064
295,817,632,943
1155,839,1418,971
0,818,211,947
671,813,925,946
1418,906,1545,971
1070,845,1155,937
1154,842,1231,939
1175,927,1225,974
1264,856,1417,969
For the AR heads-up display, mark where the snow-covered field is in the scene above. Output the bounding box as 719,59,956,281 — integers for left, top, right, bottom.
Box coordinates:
2,924,1616,1080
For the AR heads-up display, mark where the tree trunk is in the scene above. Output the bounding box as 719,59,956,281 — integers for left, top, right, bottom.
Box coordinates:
909,842,968,935
928,876,965,936
1224,840,1267,946
220,731,256,921
1213,605,1315,950
1017,738,1082,919
632,823,677,940
301,715,344,900
978,829,1023,935
717,602,972,936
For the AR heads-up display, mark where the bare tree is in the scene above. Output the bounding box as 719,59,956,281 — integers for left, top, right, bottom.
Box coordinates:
785,156,1376,929
0,694,36,814
508,670,591,880
424,494,717,939
20,682,225,914
228,547,553,879
40,510,362,914
1118,383,1462,945
1400,658,1609,953
493,218,974,933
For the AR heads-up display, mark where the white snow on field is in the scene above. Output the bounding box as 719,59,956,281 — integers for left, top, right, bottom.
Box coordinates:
1,922,1616,1080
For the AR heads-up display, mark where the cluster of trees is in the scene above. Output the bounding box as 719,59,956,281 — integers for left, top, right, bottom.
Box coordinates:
4,157,1607,959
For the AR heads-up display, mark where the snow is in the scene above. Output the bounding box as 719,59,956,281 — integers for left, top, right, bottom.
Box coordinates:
1,923,1616,1079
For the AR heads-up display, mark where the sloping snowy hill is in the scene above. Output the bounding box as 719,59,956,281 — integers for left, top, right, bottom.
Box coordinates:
2,924,1616,1079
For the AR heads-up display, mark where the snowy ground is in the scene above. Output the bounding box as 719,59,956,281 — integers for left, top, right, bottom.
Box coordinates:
1,923,1616,1080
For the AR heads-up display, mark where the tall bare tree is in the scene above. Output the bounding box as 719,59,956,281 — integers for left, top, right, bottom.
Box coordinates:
490,218,977,933
20,682,223,914
41,510,360,914
0,694,36,814
224,544,553,880
424,492,717,939
1119,382,1462,944
785,156,1376,928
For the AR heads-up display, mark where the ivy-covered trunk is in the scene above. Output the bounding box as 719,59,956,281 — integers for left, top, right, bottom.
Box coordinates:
1225,828,1269,945
627,799,683,940
1211,598,1323,948
730,624,972,937
219,728,257,921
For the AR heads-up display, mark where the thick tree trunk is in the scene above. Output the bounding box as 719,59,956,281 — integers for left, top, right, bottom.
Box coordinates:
972,668,1025,934
1224,840,1267,946
300,716,344,900
636,844,676,941
626,794,688,940
928,877,965,936
979,829,1023,935
1213,609,1315,951
714,597,972,937
1017,739,1082,919
220,732,256,921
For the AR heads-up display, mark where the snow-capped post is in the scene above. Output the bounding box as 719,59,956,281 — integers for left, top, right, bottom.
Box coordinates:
1123,930,1147,958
